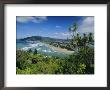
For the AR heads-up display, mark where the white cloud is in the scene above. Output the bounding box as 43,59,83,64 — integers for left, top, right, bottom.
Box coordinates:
54,32,70,36
16,16,47,23
53,32,71,39
52,35,57,38
54,32,59,35
61,32,70,36
78,17,94,33
56,25,61,28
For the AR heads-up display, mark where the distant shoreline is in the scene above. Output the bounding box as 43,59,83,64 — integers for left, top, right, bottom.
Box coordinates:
46,44,74,54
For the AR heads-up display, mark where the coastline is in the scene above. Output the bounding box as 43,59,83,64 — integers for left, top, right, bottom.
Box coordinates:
46,44,74,54
17,41,74,54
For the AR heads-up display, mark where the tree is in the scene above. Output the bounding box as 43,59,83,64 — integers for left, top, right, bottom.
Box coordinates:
82,33,88,47
34,49,38,54
88,33,93,43
73,22,78,37
75,33,82,50
68,21,78,50
28,49,32,53
69,22,78,38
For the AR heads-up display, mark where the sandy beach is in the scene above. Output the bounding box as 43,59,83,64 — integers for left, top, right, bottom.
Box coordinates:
47,44,74,54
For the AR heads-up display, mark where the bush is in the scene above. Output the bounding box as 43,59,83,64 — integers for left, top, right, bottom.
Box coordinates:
16,47,94,74
68,47,94,74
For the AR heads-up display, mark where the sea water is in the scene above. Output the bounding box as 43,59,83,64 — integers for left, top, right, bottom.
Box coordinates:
16,40,69,58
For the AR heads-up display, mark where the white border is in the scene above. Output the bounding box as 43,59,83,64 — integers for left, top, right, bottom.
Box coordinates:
5,4,107,87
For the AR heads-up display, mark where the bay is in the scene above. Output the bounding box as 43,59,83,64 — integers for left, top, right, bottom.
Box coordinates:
16,40,73,58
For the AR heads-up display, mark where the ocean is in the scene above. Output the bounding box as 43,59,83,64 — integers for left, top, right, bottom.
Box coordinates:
16,40,69,58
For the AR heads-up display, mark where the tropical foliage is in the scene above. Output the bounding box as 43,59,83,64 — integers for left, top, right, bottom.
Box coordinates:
16,21,94,74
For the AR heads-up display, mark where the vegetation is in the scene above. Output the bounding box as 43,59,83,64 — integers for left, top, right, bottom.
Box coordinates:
16,21,94,74
16,46,94,74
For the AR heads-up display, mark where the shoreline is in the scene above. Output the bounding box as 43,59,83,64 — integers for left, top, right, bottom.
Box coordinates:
46,44,74,54
17,42,74,54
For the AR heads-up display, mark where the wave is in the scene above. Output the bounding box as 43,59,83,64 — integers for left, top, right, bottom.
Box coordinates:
17,41,71,58
42,49,52,53
21,42,53,52
21,42,43,50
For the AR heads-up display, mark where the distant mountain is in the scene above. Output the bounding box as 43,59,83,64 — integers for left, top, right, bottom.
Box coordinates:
17,36,68,42
20,36,42,41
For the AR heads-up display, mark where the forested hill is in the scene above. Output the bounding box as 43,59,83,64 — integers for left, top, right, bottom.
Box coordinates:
17,36,68,42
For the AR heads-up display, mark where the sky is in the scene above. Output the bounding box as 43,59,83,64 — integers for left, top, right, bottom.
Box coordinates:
16,16,94,39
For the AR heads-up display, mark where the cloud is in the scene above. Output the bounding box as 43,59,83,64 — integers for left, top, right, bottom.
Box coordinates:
61,32,70,36
55,32,69,36
78,17,94,33
54,32,59,35
56,25,61,28
16,16,47,23
53,32,70,39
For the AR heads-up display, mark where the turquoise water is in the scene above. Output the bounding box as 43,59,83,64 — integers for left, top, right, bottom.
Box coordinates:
16,40,69,58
